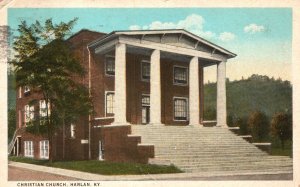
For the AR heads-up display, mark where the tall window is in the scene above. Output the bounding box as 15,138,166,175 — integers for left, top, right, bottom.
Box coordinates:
141,61,150,81
174,66,188,85
105,56,115,75
141,95,150,106
18,87,22,98
174,98,188,121
39,100,50,118
24,105,34,123
70,124,76,138
24,141,34,157
40,140,49,159
106,92,115,115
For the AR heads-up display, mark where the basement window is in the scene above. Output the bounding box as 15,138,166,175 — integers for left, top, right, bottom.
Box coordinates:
174,97,188,121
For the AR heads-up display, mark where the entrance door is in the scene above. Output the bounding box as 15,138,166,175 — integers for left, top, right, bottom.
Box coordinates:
141,95,150,124
142,106,150,124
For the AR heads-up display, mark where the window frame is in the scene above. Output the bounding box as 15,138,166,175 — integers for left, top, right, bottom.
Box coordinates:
70,124,76,138
173,65,189,86
39,140,49,159
24,141,34,158
39,99,50,118
105,55,115,76
105,91,115,116
141,94,150,106
24,86,30,94
24,105,34,123
173,97,189,121
141,60,150,82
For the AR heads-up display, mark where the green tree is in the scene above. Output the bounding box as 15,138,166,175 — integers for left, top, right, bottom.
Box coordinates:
271,112,292,149
247,111,270,142
8,109,16,142
10,18,92,162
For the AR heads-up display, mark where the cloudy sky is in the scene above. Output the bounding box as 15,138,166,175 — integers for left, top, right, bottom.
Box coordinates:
8,8,292,82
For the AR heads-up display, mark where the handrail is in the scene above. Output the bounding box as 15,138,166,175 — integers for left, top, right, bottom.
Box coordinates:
7,129,18,155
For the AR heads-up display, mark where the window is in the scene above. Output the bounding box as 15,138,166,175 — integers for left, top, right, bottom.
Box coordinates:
174,97,188,121
141,61,150,81
105,92,115,115
70,124,76,138
24,86,30,93
105,56,115,75
24,141,34,157
40,140,49,159
141,95,150,106
39,100,50,118
174,66,188,85
18,87,22,98
24,105,34,123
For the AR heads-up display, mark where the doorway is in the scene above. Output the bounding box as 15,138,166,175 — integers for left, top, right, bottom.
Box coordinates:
141,95,150,124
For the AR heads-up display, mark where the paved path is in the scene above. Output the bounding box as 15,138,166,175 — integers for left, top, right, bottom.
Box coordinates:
8,161,293,181
8,166,78,181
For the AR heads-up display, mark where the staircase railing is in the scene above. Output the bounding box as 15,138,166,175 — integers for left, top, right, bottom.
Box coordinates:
8,129,18,155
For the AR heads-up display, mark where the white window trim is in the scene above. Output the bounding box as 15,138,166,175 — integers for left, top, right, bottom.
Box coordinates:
104,91,115,117
141,60,150,82
173,65,189,86
18,87,22,98
141,94,150,107
104,55,115,77
24,86,30,93
70,124,76,138
39,99,50,118
173,96,189,122
24,105,34,123
39,140,49,159
24,141,34,157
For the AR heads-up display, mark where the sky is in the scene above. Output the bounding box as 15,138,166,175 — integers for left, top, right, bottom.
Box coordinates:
8,8,292,83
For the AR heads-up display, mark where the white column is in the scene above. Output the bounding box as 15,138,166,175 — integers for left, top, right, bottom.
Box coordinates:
189,57,200,126
150,49,161,125
113,43,127,125
216,60,227,127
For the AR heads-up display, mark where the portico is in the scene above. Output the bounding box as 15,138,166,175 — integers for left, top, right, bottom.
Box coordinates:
88,29,236,127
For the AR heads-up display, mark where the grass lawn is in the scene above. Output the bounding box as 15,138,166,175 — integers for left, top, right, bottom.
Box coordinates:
271,140,292,157
271,147,292,157
9,156,183,175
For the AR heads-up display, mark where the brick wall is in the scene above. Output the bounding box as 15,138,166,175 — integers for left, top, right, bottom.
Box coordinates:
91,125,154,163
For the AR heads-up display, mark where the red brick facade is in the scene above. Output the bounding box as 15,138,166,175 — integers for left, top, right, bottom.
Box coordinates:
12,29,204,163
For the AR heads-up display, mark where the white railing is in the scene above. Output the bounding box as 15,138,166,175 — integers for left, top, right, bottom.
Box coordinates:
7,130,18,155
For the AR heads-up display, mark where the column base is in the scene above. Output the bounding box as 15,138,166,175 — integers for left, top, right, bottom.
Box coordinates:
216,124,229,128
149,123,164,126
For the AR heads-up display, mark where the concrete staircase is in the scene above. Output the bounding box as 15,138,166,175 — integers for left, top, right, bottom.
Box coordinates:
131,125,293,174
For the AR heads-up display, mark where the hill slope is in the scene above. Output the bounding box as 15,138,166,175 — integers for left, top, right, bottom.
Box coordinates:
204,74,292,120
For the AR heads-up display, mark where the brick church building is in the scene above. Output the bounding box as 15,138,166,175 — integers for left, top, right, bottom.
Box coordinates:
9,29,236,163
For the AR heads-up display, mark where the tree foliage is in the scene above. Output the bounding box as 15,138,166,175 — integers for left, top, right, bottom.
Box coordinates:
10,18,92,161
8,109,16,142
271,112,292,149
247,111,270,142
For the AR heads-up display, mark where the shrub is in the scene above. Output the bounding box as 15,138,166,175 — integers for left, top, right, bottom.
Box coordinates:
247,111,270,142
271,112,292,149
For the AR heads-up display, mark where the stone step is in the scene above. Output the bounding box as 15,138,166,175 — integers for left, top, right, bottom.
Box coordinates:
183,167,293,173
131,126,293,174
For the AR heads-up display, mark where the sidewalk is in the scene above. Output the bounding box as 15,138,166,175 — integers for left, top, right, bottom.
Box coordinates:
8,161,293,181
